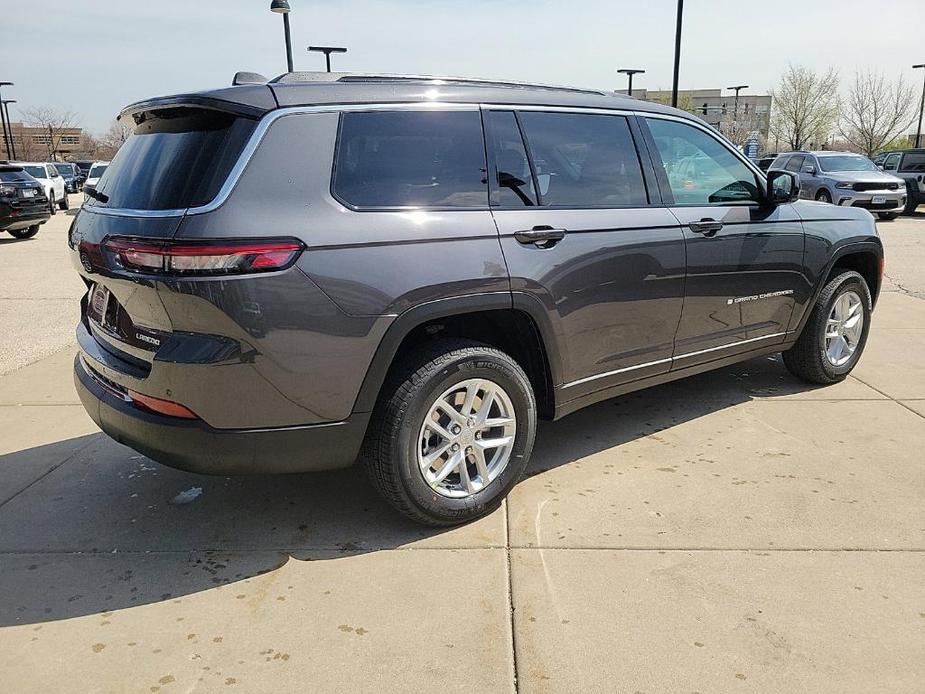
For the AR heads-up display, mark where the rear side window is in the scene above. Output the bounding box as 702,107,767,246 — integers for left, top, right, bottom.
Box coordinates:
516,112,648,207
784,155,804,172
485,111,537,207
88,107,257,211
900,153,925,172
333,110,488,208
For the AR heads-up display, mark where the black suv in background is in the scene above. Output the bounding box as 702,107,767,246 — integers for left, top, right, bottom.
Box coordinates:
1,164,50,238
69,74,882,525
53,162,81,193
874,148,925,214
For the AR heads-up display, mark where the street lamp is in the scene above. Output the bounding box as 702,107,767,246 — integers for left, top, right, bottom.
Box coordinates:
1,100,17,159
671,0,684,107
727,84,749,120
0,81,13,160
914,64,925,148
270,0,294,73
617,69,645,97
308,46,347,73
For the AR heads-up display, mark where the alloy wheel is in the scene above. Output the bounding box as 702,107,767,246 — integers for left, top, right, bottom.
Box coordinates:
824,290,864,367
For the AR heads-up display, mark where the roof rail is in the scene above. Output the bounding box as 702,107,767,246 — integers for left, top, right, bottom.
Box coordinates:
271,71,608,96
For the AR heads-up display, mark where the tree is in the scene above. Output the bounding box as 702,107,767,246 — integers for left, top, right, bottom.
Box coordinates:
838,70,916,157
21,107,79,161
769,65,840,151
719,109,762,148
92,120,133,160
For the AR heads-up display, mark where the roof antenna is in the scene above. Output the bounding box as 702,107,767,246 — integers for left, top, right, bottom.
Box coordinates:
232,71,268,86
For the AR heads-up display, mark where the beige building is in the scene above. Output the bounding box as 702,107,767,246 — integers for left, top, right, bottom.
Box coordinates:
626,88,772,139
1,122,85,161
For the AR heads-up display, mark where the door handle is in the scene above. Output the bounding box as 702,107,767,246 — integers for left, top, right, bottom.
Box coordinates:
688,219,723,237
514,225,567,247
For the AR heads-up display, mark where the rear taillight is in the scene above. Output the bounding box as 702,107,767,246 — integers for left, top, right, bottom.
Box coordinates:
103,237,304,276
127,389,199,419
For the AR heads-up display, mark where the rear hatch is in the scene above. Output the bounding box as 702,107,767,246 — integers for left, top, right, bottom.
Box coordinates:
70,99,266,370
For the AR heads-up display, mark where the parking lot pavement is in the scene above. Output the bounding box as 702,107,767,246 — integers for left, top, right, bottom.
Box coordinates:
1,208,924,692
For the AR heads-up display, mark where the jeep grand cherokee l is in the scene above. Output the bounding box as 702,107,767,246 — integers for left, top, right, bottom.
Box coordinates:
70,74,882,525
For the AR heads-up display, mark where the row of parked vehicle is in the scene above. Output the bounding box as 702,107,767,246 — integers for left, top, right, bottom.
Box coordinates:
755,148,924,219
0,159,109,239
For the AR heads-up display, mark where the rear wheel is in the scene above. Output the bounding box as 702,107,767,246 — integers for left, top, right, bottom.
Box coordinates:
815,189,833,204
782,271,872,384
363,339,537,526
8,225,39,239
902,181,918,215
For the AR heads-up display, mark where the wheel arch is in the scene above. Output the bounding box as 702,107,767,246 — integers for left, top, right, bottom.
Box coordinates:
352,293,563,420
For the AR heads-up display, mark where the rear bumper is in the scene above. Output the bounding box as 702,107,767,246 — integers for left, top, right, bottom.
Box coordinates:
0,208,50,231
75,353,369,475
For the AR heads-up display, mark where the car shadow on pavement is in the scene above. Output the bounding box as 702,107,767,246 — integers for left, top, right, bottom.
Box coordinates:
0,354,837,628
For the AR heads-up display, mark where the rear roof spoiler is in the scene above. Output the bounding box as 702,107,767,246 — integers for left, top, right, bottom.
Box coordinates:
118,94,273,125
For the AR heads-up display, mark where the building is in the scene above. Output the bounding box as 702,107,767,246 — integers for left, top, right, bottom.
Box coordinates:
1,122,85,161
625,88,772,140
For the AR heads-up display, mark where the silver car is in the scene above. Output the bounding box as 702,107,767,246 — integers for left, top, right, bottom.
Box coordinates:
771,151,906,219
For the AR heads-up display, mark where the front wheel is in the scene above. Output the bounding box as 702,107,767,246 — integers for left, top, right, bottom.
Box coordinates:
48,192,56,215
783,271,872,384
58,193,69,210
8,225,39,239
877,212,898,221
815,189,833,204
363,339,537,526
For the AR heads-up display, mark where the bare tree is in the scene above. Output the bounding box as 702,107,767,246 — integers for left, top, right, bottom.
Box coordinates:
719,109,761,148
21,107,79,160
838,70,916,157
769,65,840,151
93,120,133,160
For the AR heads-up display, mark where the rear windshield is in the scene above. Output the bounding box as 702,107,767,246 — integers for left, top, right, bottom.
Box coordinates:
22,166,46,179
0,170,31,182
900,153,925,172
88,165,108,178
87,107,257,211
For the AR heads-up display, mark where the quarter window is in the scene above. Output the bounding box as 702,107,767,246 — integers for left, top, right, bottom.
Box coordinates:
645,118,762,205
333,110,488,208
784,155,805,172
516,112,648,207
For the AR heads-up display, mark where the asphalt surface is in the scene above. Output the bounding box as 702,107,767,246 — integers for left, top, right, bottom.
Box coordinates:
1,198,923,692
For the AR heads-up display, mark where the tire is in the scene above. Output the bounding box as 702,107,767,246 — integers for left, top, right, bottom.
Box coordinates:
902,181,918,215
877,212,898,221
363,339,537,526
48,192,56,215
815,189,833,204
8,225,39,239
782,271,872,385
58,192,69,210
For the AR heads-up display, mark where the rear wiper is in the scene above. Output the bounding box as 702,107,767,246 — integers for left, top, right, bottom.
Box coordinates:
84,187,109,204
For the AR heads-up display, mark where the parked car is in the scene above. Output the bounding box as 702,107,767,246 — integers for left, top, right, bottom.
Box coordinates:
53,162,81,193
874,148,925,215
770,151,906,219
82,161,109,202
756,154,779,172
17,162,68,213
0,164,50,238
70,73,882,525
74,160,95,187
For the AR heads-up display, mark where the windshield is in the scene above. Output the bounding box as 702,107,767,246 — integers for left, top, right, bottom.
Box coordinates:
23,166,46,179
0,170,31,182
818,155,878,172
55,164,75,175
88,165,108,179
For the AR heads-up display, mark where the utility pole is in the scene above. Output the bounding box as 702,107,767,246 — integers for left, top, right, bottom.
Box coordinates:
617,69,645,97
0,81,13,160
0,99,16,159
671,0,684,107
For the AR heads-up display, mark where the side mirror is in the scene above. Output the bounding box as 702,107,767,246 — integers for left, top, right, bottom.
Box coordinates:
803,165,816,176
767,170,800,206
877,165,885,171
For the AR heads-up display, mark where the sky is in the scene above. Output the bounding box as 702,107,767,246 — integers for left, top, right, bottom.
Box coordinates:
2,0,924,135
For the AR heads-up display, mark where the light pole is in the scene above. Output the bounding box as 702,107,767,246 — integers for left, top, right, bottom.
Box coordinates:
308,46,347,73
0,81,13,160
914,63,925,148
727,84,748,120
617,69,645,97
270,0,294,73
671,0,683,107
1,100,17,159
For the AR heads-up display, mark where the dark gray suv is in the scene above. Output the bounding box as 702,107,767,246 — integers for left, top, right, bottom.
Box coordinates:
70,73,883,525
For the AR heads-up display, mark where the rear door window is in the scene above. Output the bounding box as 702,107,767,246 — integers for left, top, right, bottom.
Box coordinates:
485,111,537,207
333,110,488,209
899,152,925,172
515,111,648,207
87,107,257,211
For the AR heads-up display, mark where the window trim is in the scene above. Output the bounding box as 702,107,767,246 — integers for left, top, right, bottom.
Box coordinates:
482,106,655,211
639,113,767,208
330,108,492,213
